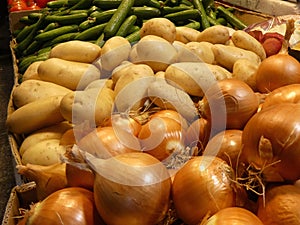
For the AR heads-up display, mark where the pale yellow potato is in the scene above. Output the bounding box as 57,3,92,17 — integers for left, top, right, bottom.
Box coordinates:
186,41,215,64
175,26,201,44
197,25,230,44
49,40,101,63
212,44,261,71
38,58,101,90
22,61,42,81
147,73,198,123
164,62,232,97
19,121,73,156
231,30,266,61
140,18,176,43
21,139,67,166
114,63,155,111
232,58,259,91
12,79,72,108
6,95,65,134
60,87,114,127
134,35,178,72
84,79,114,91
98,36,131,72
173,41,202,63
111,61,133,86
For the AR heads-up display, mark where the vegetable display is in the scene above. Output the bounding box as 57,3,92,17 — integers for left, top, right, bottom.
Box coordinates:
6,3,300,225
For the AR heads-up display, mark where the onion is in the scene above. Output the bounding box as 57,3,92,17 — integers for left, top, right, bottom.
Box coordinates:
240,103,300,182
18,187,103,225
172,156,236,225
261,83,300,110
85,152,172,225
257,184,300,225
138,116,187,161
17,163,67,201
60,128,76,146
65,163,95,190
149,109,188,130
78,126,141,159
203,129,242,170
256,53,300,93
202,207,264,225
184,117,211,154
199,78,259,130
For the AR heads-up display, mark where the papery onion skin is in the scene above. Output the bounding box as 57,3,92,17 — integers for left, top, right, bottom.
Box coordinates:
203,129,242,170
199,78,259,130
93,152,172,225
257,184,300,225
256,54,300,93
172,156,236,225
240,103,300,182
78,126,141,159
19,187,103,225
202,207,264,225
138,116,185,161
261,83,300,110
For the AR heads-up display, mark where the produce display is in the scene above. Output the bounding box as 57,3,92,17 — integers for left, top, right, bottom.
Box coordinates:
4,0,300,225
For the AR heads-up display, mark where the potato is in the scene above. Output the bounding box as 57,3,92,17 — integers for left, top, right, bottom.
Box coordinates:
19,121,73,156
60,87,114,127
134,35,178,72
186,41,215,64
173,41,202,63
232,58,259,91
22,61,42,81
49,40,101,63
111,61,133,85
196,25,230,44
38,58,101,90
147,72,198,123
140,18,176,43
231,30,266,61
12,80,72,108
98,36,131,72
175,26,201,44
6,95,65,134
84,79,114,91
212,44,261,71
164,62,232,97
21,139,67,166
114,63,155,111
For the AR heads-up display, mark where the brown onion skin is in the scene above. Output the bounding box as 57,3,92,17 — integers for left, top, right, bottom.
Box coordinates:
261,83,300,110
256,54,300,93
138,116,185,161
93,152,172,225
172,156,236,225
202,207,264,225
199,79,259,130
257,184,300,225
203,129,242,170
19,187,103,225
240,103,300,182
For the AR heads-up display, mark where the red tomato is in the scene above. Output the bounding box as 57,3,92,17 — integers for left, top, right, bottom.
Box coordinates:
26,0,41,9
35,0,52,8
9,0,28,11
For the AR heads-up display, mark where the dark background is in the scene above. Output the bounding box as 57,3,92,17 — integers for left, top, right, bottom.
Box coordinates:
0,0,18,222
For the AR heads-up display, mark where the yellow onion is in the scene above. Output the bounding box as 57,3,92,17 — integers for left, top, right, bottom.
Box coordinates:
78,126,141,159
240,103,300,182
184,117,211,154
199,78,259,130
261,83,300,110
17,187,104,225
17,163,67,201
172,156,236,225
257,184,300,225
85,152,172,225
138,116,186,161
256,53,300,93
202,207,264,225
203,129,242,170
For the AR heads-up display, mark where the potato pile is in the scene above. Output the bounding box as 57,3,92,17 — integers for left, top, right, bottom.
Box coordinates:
6,17,269,166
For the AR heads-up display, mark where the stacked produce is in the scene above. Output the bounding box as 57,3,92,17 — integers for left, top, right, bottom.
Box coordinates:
5,0,300,224
11,0,248,75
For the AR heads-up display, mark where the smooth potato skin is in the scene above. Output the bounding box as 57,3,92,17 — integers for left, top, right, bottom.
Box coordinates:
197,25,230,44
6,95,65,134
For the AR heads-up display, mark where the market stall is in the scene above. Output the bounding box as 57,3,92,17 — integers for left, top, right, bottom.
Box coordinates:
2,0,300,224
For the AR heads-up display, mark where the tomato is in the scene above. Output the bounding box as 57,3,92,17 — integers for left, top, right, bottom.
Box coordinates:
9,0,28,11
35,0,52,8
